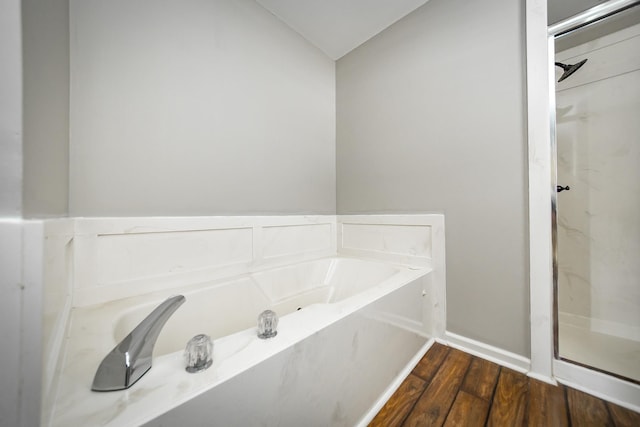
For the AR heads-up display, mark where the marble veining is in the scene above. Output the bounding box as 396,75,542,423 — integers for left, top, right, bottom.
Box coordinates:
50,260,430,426
556,23,640,380
42,214,445,426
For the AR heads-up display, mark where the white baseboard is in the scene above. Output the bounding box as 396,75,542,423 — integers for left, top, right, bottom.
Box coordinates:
528,371,557,385
356,338,435,427
441,331,640,411
442,332,531,374
359,329,640,425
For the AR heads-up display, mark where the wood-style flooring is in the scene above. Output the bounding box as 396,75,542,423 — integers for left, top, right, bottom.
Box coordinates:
370,343,640,427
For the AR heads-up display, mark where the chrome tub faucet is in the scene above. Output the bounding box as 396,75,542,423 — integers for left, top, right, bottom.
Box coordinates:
91,295,186,392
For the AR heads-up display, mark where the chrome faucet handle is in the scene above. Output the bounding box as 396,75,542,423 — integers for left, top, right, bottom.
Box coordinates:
91,295,186,392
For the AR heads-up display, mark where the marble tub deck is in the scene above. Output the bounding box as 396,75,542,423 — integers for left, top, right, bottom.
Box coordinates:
48,264,430,426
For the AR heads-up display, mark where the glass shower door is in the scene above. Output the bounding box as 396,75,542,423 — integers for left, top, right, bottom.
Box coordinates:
555,17,640,382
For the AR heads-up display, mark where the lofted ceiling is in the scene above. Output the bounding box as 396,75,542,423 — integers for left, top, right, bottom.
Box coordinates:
255,0,614,60
255,0,429,59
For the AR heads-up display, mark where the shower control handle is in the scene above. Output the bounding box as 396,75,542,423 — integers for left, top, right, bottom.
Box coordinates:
557,185,570,193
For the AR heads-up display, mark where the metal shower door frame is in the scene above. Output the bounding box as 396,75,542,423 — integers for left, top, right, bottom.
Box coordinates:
547,0,640,371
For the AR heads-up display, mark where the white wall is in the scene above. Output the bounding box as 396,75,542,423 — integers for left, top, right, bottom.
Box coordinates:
22,0,70,218
336,0,530,356
69,0,336,216
0,0,23,425
0,0,22,218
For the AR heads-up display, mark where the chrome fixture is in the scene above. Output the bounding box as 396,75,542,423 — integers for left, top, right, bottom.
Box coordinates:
184,334,213,373
548,0,640,38
257,310,278,339
555,59,588,82
91,295,186,391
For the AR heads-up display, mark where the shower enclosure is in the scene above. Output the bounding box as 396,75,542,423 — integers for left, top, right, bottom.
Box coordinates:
551,1,640,383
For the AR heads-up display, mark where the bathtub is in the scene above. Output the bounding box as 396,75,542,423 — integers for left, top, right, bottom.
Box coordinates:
50,256,433,426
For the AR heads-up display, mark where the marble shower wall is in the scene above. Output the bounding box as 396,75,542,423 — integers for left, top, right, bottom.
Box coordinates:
555,23,640,341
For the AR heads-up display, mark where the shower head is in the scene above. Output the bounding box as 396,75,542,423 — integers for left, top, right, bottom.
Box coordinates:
555,59,588,82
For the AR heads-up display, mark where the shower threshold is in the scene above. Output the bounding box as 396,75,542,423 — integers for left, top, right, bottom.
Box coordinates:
559,316,640,383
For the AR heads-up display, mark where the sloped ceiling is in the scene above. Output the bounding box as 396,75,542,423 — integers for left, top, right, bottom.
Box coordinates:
255,0,428,59
256,0,615,60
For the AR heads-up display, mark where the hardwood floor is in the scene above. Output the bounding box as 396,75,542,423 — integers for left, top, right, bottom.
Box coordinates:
370,343,640,426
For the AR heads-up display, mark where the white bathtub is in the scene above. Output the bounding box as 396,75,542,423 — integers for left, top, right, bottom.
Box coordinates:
50,256,432,427
114,257,402,357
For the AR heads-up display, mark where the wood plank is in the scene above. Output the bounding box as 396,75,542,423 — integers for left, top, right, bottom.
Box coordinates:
526,379,568,427
607,401,640,427
411,342,449,383
487,368,529,427
460,357,500,401
374,344,639,427
443,390,490,427
403,348,472,427
566,387,612,426
369,374,427,427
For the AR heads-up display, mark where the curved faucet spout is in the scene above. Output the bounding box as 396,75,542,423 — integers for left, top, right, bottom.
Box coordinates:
92,295,186,392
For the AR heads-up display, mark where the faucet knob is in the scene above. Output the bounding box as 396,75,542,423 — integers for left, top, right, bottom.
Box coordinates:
184,334,213,373
257,310,278,339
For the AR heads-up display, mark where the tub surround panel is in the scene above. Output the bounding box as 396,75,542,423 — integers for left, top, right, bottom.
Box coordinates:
338,214,446,337
94,228,254,285
42,214,443,426
70,216,337,307
41,219,74,418
262,223,333,260
20,222,45,427
50,262,429,426
340,223,431,261
368,274,430,335
146,297,428,427
337,215,442,267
